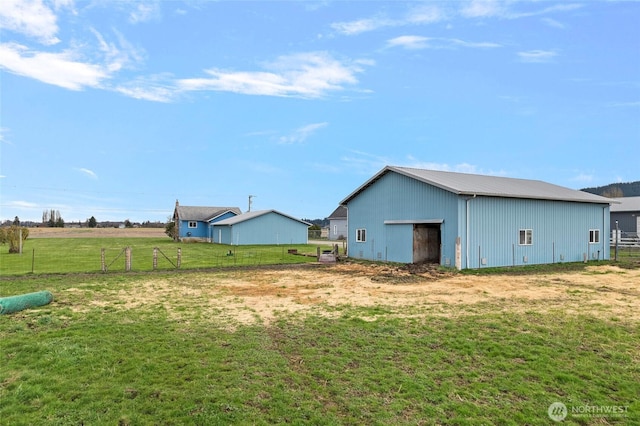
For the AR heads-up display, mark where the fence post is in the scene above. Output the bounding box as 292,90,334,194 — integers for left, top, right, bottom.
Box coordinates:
177,248,181,269
125,247,132,272
153,247,158,270
101,248,106,272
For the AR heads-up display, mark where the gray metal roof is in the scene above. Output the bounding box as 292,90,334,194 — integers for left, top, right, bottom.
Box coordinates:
328,205,347,219
213,209,311,226
174,206,242,222
340,166,614,205
611,196,640,212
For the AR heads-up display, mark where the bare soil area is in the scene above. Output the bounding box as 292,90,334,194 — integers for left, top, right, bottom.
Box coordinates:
66,261,640,327
28,227,166,238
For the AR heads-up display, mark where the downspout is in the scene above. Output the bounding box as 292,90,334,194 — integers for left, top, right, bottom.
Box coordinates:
466,194,476,269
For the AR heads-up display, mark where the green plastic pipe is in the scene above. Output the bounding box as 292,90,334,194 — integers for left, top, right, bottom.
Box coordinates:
0,291,54,315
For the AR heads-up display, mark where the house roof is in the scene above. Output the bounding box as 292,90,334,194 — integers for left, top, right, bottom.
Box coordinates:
174,206,242,222
213,209,311,226
611,196,640,212
328,206,347,219
340,166,614,205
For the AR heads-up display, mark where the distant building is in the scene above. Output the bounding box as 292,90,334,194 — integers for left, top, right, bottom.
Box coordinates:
340,166,613,269
172,200,241,241
610,196,640,237
327,206,347,241
212,210,310,245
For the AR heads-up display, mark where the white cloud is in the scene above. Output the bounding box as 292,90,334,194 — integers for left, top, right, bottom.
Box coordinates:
460,1,583,20
330,17,396,35
517,49,558,63
460,0,506,19
0,42,108,90
128,2,160,24
6,200,39,209
407,4,447,24
178,52,369,99
570,173,594,183
0,0,60,45
278,122,328,145
91,28,145,73
387,36,430,50
77,168,98,179
542,17,565,29
606,101,640,108
387,36,501,50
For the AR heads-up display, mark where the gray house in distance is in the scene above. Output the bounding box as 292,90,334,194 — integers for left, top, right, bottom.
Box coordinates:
611,196,640,237
328,206,348,241
340,166,613,269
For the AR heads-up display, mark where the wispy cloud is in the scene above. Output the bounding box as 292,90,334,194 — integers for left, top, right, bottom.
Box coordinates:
541,17,565,29
177,52,370,99
461,1,583,19
570,173,594,183
517,49,558,63
0,127,11,145
77,168,98,179
128,2,161,24
333,2,583,37
387,36,501,50
278,122,328,145
0,0,61,45
606,101,640,108
331,4,446,35
0,42,108,90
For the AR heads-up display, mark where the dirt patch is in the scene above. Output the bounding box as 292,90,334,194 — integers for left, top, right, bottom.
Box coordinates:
63,262,640,328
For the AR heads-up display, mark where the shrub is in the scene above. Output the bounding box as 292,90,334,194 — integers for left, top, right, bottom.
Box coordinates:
6,225,29,254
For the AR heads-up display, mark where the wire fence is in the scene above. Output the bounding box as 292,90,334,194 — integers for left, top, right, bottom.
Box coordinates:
0,242,337,276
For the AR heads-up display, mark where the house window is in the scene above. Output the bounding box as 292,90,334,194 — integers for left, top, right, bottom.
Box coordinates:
356,228,366,242
188,221,197,228
589,229,600,244
519,229,532,245
333,225,337,235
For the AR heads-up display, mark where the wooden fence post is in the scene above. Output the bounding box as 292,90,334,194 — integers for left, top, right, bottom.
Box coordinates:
101,248,106,272
177,248,181,269
125,247,132,271
153,247,158,270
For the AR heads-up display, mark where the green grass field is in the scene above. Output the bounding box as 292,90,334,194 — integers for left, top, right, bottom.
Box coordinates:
0,237,321,276
1,238,638,424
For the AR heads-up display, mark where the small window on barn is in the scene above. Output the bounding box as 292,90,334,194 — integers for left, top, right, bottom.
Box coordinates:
519,229,532,245
589,229,600,244
356,228,366,242
333,225,337,235
188,221,197,228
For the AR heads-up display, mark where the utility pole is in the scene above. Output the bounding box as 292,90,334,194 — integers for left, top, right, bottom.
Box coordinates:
248,195,256,212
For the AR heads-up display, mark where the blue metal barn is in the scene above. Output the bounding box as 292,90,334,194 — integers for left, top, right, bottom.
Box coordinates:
340,166,613,269
212,210,311,245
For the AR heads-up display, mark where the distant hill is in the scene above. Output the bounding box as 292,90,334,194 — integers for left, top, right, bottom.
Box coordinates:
581,181,640,197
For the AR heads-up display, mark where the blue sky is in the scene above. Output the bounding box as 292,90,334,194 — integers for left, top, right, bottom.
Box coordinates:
1,0,639,224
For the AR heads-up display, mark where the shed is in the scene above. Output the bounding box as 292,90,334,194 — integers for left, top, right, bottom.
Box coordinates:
610,196,640,237
212,210,311,245
340,166,613,269
328,206,348,241
173,201,241,241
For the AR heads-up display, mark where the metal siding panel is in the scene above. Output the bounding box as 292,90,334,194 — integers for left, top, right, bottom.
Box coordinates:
468,197,609,268
230,212,308,245
347,171,459,264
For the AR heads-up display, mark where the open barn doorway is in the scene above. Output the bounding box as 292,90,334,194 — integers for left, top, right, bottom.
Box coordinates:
413,224,441,263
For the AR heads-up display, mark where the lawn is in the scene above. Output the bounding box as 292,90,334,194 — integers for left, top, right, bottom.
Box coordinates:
0,237,323,276
1,263,638,425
